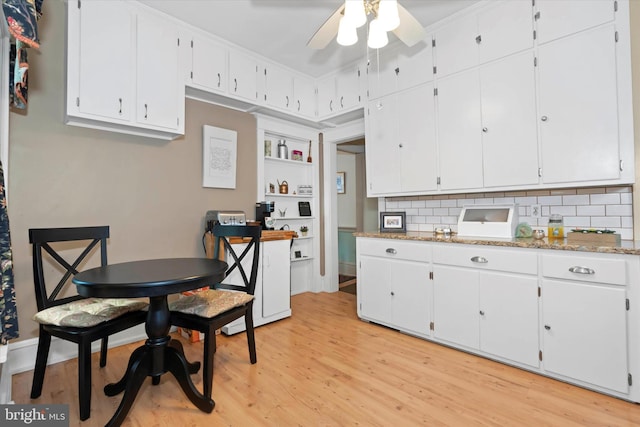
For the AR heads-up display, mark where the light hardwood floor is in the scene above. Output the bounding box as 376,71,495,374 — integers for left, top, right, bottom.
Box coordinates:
11,291,640,426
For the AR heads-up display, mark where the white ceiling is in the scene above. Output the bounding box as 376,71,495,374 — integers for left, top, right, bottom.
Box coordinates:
139,0,480,78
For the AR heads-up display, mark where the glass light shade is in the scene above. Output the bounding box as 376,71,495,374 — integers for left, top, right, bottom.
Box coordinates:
367,18,388,49
344,0,367,28
377,0,400,31
337,16,358,46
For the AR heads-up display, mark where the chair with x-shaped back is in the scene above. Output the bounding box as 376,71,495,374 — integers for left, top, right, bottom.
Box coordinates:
29,226,147,421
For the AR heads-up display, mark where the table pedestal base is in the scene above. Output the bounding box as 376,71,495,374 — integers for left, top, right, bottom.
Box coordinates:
103,338,212,427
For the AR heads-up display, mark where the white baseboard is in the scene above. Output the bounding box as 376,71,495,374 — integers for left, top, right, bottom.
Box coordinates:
8,324,148,375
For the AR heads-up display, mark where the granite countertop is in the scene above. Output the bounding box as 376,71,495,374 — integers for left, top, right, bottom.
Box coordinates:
353,231,640,256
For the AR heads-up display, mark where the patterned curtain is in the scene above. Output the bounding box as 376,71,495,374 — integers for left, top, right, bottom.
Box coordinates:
2,0,42,109
0,161,16,344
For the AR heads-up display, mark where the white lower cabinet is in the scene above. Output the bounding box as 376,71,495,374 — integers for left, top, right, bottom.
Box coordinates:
432,244,539,367
356,237,640,402
357,238,431,337
222,239,291,335
541,253,629,393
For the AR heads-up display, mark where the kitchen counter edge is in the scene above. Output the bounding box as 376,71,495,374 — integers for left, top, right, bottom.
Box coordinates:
353,232,640,256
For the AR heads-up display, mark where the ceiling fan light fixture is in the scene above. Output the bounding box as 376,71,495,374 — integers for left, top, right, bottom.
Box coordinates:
377,0,400,31
344,0,367,28
337,16,358,46
367,18,388,49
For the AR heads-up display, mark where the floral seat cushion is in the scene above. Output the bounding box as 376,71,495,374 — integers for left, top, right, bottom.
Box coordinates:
33,298,148,328
169,289,254,318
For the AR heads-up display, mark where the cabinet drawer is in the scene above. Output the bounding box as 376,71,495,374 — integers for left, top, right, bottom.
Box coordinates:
541,253,627,286
433,244,537,275
357,238,430,262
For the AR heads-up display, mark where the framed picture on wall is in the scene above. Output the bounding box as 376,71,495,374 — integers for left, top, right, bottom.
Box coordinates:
380,212,406,233
337,171,345,194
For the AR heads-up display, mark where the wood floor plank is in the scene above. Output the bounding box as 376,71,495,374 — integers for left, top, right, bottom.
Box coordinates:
11,291,640,426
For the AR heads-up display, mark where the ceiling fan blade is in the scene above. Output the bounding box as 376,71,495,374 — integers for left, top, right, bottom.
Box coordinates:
307,4,344,49
393,3,427,47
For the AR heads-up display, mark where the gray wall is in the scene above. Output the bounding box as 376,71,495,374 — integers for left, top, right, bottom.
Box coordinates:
8,1,258,342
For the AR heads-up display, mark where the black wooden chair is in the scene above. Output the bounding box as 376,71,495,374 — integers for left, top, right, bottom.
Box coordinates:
170,223,261,399
29,226,147,421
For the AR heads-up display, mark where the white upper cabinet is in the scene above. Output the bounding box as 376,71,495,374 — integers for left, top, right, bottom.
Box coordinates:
434,0,533,77
480,51,538,188
368,34,433,100
229,50,258,102
263,63,293,111
188,33,228,93
316,75,336,117
317,62,363,119
136,11,183,131
74,0,134,123
537,24,621,184
66,0,184,139
535,0,615,44
293,76,316,118
436,68,483,191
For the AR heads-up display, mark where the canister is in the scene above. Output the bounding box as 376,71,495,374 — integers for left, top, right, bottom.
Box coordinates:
548,214,564,240
277,139,288,159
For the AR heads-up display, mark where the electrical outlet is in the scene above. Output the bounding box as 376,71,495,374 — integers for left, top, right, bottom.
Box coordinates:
531,204,542,218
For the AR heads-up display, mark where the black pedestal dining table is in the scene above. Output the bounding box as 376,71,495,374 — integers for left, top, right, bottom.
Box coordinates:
73,257,227,427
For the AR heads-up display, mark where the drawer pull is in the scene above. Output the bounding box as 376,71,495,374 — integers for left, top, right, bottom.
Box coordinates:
569,266,595,275
386,248,397,255
470,256,488,264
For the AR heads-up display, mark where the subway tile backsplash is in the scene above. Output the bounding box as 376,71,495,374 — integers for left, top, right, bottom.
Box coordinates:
381,186,634,240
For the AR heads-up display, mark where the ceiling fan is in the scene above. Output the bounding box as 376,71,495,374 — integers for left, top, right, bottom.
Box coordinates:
307,0,426,50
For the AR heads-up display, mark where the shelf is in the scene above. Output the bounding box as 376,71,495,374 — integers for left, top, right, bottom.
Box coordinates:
264,156,312,166
294,235,313,240
265,193,313,198
273,216,314,220
291,256,313,263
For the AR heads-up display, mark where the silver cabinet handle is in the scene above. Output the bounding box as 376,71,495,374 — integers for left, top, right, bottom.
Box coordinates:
569,266,595,275
340,96,344,108
470,256,488,263
234,78,238,92
482,127,488,132
286,95,289,107
390,291,395,296
297,100,301,111
386,248,397,255
541,115,548,122
144,103,148,119
118,98,123,115
329,100,333,111
217,73,221,87
479,310,485,316
544,325,551,330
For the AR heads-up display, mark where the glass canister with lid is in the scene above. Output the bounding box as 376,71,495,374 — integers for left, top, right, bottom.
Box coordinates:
547,214,564,240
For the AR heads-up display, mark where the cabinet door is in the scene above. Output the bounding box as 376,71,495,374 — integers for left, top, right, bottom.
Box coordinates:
229,50,258,102
367,48,398,99
264,64,293,111
262,240,291,318
191,34,227,92
542,279,628,393
398,84,438,193
436,69,483,191
316,76,335,117
78,1,134,121
538,25,620,184
433,13,478,77
477,0,533,64
392,259,431,335
479,272,539,367
433,265,480,349
396,33,434,91
336,64,361,111
136,11,181,130
293,76,316,118
358,256,392,323
480,52,539,188
536,0,615,45
365,95,401,195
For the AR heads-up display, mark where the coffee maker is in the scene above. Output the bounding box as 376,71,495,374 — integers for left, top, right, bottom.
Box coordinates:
255,201,275,229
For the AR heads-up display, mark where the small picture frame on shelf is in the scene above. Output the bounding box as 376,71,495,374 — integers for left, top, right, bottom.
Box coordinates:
380,212,406,233
294,251,302,259
298,201,311,216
